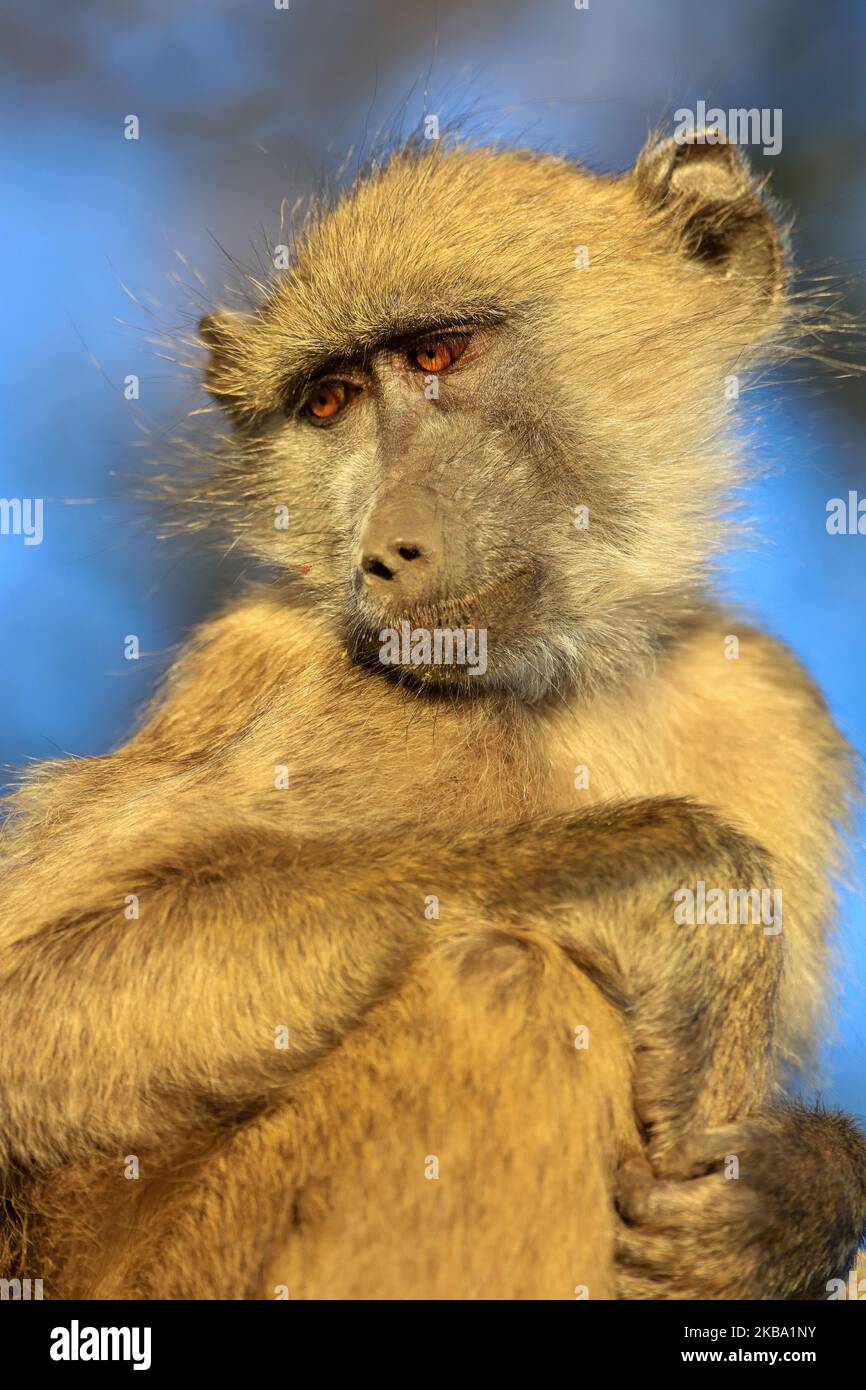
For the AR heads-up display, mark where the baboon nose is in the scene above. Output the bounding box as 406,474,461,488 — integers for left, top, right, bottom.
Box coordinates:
360,532,442,595
358,489,447,600
361,541,428,583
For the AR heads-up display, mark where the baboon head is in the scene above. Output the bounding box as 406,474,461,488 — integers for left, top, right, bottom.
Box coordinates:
198,129,787,700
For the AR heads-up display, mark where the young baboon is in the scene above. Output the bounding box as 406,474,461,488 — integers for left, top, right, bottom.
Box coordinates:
1,128,865,1301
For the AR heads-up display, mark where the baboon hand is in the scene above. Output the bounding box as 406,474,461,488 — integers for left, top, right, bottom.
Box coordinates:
614,1107,866,1300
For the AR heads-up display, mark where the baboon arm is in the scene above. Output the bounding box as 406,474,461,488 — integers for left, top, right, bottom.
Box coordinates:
1,792,776,1173
448,796,782,1168
0,828,432,1167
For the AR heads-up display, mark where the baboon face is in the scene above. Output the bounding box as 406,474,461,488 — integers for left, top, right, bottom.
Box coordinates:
200,135,784,699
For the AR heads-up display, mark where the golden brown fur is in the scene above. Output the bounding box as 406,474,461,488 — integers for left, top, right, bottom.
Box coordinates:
1,127,864,1299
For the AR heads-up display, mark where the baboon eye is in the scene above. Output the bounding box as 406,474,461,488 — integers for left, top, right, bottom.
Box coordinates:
411,335,470,374
301,380,361,424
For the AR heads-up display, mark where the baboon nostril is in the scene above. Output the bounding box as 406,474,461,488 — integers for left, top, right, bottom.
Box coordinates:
398,545,421,561
362,556,395,581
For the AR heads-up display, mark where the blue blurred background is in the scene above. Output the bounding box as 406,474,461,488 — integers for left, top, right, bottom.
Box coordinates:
1,0,864,1112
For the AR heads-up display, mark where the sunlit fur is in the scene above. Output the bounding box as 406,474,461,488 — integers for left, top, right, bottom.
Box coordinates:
1,130,864,1300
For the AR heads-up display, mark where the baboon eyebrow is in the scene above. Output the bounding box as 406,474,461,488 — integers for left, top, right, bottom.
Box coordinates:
279,307,508,412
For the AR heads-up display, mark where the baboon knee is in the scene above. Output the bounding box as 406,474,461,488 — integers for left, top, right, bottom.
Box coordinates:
443,927,548,1004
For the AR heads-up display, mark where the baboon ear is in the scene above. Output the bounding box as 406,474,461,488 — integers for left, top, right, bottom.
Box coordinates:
633,132,785,309
198,310,256,416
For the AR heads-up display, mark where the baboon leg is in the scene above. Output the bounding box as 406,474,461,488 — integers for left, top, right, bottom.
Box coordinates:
22,943,639,1300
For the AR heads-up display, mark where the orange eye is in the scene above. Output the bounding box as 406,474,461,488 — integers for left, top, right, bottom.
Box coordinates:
308,383,344,418
303,380,361,423
412,335,470,374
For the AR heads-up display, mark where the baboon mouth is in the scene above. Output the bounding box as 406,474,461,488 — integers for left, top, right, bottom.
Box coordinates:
346,564,540,688
354,564,538,630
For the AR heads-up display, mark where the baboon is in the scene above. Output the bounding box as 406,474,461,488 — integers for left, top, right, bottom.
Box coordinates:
1,127,865,1301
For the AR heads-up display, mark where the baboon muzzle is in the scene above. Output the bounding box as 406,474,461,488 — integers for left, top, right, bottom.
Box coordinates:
357,484,466,606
